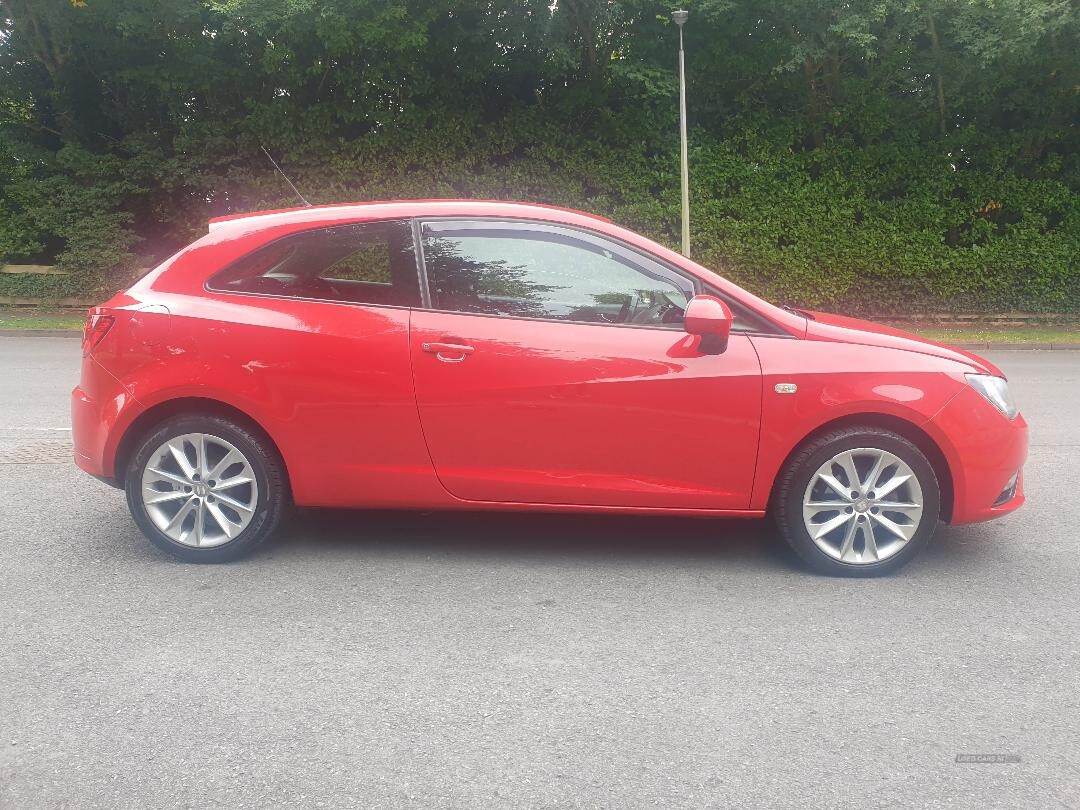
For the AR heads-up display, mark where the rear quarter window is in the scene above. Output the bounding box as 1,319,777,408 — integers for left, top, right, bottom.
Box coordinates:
208,220,420,307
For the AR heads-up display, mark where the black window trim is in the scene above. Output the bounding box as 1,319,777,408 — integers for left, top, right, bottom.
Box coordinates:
410,218,433,308
412,216,787,337
204,217,423,312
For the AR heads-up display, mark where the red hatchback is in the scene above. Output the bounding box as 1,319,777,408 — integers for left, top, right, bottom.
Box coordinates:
72,200,1027,575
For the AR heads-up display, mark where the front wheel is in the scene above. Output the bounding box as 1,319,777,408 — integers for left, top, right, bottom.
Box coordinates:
774,426,940,577
125,415,287,562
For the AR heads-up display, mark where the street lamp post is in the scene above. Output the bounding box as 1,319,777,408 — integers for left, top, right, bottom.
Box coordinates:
672,9,690,257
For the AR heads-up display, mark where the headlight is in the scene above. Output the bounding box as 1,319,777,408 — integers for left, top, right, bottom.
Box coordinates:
966,374,1018,419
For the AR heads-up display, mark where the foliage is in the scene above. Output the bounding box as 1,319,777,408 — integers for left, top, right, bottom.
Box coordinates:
0,0,1076,311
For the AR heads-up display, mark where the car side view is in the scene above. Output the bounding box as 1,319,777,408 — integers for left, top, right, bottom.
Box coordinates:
71,200,1028,575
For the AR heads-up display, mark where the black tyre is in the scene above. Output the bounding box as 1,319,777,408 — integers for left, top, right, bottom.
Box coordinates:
125,414,287,562
774,426,940,577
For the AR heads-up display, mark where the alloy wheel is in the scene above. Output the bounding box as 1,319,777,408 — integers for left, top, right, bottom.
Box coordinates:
802,447,924,565
140,432,259,548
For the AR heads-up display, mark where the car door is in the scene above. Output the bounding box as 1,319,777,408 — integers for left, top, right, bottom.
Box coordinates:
409,219,763,510
199,218,439,508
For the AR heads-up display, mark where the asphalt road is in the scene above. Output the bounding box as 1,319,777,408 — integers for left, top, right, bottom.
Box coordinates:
1,337,1077,809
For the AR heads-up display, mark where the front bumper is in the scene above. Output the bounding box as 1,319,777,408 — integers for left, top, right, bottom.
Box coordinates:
927,386,1028,524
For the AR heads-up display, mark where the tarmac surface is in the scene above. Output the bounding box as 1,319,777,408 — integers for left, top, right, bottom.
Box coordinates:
1,337,1077,808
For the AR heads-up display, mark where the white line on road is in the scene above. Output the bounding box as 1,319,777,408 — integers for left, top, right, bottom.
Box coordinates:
0,427,72,431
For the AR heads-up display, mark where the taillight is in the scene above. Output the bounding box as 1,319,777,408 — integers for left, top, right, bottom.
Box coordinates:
82,313,115,355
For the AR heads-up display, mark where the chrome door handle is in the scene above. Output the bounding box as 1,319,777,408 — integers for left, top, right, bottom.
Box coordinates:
422,342,475,363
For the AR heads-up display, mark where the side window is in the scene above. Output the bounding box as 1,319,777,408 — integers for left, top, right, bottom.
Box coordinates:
421,222,694,328
209,220,420,307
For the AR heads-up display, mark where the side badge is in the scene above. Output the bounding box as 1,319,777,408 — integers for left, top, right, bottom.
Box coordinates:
774,383,798,395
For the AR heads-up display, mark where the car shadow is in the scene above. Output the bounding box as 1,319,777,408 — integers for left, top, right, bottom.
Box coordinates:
267,506,1013,578
918,521,1009,567
270,507,800,572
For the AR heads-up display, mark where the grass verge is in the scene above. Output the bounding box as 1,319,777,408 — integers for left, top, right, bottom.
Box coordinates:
0,310,85,330
903,326,1079,345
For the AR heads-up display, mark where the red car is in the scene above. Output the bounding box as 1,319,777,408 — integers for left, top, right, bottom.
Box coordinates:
72,200,1027,575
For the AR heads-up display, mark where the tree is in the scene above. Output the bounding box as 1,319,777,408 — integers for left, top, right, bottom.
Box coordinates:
0,0,1075,311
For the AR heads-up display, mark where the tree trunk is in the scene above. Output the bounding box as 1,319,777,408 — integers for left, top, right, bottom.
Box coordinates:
926,12,947,135
2,0,67,79
804,57,824,149
561,0,609,83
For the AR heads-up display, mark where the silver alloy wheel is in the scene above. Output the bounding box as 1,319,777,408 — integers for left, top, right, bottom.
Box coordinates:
802,447,924,565
140,432,259,548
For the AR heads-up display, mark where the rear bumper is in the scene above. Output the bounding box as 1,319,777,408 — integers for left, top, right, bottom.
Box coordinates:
927,386,1028,525
71,354,138,483
72,385,106,477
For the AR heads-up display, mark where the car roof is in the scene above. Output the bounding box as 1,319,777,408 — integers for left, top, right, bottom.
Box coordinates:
207,199,613,233
138,197,807,339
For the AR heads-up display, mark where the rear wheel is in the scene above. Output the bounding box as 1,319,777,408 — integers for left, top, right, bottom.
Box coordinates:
774,426,940,576
125,415,287,562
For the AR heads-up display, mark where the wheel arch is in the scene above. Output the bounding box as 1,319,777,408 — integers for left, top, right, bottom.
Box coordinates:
768,412,955,522
113,396,291,494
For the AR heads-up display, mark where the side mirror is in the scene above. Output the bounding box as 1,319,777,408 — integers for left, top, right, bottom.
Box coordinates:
683,295,733,354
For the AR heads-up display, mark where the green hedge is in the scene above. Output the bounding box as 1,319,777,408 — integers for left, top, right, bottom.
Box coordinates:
2,1,1076,313
2,122,1076,313
0,272,93,301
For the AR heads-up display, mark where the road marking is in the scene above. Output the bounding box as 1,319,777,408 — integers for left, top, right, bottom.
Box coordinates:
0,427,71,431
